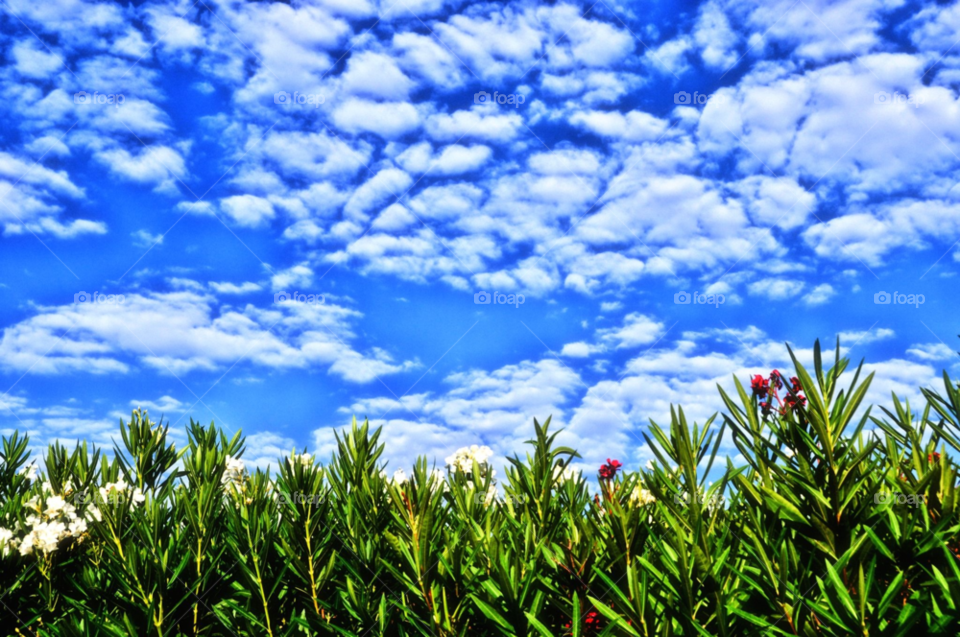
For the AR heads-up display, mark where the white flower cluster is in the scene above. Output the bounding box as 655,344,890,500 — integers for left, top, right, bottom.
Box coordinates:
472,483,498,505
553,464,581,485
629,485,656,507
0,527,14,558
388,468,448,493
19,462,38,481
12,482,95,557
445,445,495,478
99,478,146,508
390,468,408,485
290,453,313,467
222,456,246,489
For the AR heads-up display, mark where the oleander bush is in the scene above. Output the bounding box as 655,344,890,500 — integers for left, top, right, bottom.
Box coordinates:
1,340,959,636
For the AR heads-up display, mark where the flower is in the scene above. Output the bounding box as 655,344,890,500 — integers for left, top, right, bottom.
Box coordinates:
0,528,14,558
789,376,802,393
629,485,656,507
750,374,769,398
391,468,408,485
598,459,622,480
19,462,38,481
45,496,70,516
553,464,580,484
99,479,146,507
13,479,90,557
222,456,246,489
445,445,494,473
290,453,313,467
769,370,783,389
466,481,498,506
929,451,941,463
782,393,806,413
429,469,449,493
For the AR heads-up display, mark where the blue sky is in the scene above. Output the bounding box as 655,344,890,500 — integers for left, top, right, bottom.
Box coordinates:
1,0,959,474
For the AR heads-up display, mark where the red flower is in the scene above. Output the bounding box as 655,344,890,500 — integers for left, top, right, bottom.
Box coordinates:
599,458,622,480
769,369,784,389
750,374,769,397
785,394,806,408
789,376,802,393
929,451,941,463
759,400,772,416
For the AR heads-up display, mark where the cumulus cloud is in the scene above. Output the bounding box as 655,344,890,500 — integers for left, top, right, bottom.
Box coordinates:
0,292,415,383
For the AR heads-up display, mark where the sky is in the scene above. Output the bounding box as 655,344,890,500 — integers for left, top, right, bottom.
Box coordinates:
0,0,959,476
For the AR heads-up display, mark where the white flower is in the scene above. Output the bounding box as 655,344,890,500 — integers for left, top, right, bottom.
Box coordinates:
18,533,35,556
629,485,656,507
19,462,38,481
0,528,13,557
20,521,67,556
291,453,313,467
98,478,146,507
68,518,88,537
391,468,408,485
483,484,497,506
429,469,448,492
45,496,67,515
222,456,246,488
445,445,495,476
553,464,580,484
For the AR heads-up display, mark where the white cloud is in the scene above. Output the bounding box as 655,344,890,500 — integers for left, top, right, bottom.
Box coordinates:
210,281,263,295
694,1,738,70
748,278,805,300
270,264,314,291
569,109,669,142
11,40,64,79
397,142,492,175
561,342,598,358
331,99,421,139
0,291,414,383
220,195,275,228
599,313,664,349
340,51,414,100
132,229,163,247
426,109,523,143
804,283,835,306
906,342,956,362
93,145,186,192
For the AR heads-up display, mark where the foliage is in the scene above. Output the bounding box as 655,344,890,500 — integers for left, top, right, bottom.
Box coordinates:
0,340,958,636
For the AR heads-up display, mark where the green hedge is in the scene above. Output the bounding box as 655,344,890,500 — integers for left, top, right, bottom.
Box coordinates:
0,340,958,636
